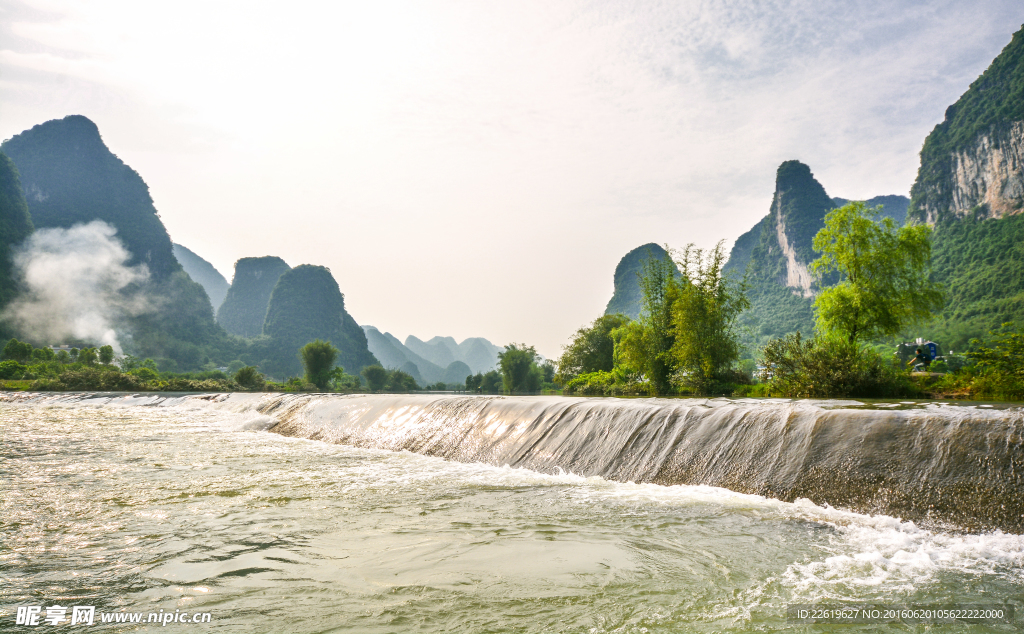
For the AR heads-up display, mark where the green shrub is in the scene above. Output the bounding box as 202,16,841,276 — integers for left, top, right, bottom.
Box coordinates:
562,370,649,396
759,333,918,398
0,360,26,380
130,367,160,382
35,368,151,392
732,383,770,397
234,366,266,391
161,378,237,392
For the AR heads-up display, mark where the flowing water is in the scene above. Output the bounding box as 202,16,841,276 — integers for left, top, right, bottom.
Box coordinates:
1,393,1022,632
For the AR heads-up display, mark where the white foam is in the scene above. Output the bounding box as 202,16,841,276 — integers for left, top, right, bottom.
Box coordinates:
781,506,1024,599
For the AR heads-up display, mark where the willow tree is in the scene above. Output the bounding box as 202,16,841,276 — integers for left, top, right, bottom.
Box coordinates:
300,339,338,391
810,202,942,344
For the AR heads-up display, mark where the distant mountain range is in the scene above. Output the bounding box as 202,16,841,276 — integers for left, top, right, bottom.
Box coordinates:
172,243,229,311
362,325,502,384
0,115,380,376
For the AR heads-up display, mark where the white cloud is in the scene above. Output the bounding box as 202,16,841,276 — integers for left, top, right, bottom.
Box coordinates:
1,0,1022,356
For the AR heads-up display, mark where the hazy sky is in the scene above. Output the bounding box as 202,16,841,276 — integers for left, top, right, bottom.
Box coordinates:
2,1,1022,357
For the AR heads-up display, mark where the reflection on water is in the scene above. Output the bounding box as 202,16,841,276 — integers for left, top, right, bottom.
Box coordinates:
0,400,1022,632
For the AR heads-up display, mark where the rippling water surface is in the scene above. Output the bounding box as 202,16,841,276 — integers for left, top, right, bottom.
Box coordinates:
1,400,1022,632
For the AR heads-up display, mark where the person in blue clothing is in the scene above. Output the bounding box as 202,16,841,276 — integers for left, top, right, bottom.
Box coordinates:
907,348,931,372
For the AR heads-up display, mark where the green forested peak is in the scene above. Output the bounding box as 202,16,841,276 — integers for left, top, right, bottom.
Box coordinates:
1,114,178,278
216,256,291,338
604,243,677,319
923,26,1024,154
775,160,814,191
260,264,377,378
0,151,34,312
770,160,836,262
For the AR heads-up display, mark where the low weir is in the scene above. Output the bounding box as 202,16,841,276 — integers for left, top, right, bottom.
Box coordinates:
254,394,1024,533
5,392,1023,532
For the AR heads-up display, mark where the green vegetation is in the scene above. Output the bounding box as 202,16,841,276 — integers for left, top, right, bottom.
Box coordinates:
561,369,648,397
385,369,419,392
910,323,1024,401
0,338,242,392
359,364,419,393
300,339,338,391
78,347,98,365
0,152,34,319
759,333,916,398
924,214,1024,351
98,345,114,365
564,199,1024,401
910,26,1024,221
3,338,32,363
810,202,942,343
465,370,503,394
0,337,388,394
734,283,814,353
554,314,630,384
497,344,543,394
759,204,941,398
563,243,750,396
233,366,266,391
967,322,1024,396
669,243,749,392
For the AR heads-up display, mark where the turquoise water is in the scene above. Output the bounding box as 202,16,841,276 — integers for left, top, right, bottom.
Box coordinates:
1,399,1021,632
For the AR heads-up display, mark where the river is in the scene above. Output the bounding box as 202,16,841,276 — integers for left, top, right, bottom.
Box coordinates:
1,393,1021,632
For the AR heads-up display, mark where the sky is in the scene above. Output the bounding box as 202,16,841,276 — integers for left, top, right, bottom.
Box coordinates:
1,1,1022,358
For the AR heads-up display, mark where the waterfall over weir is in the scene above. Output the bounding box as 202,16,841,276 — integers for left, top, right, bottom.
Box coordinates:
4,392,1022,533
253,394,1024,533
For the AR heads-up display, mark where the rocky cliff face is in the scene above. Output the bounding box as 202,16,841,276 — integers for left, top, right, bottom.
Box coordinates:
772,199,815,297
913,121,1024,223
720,161,834,346
728,161,835,294
910,26,1024,223
906,26,1024,350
